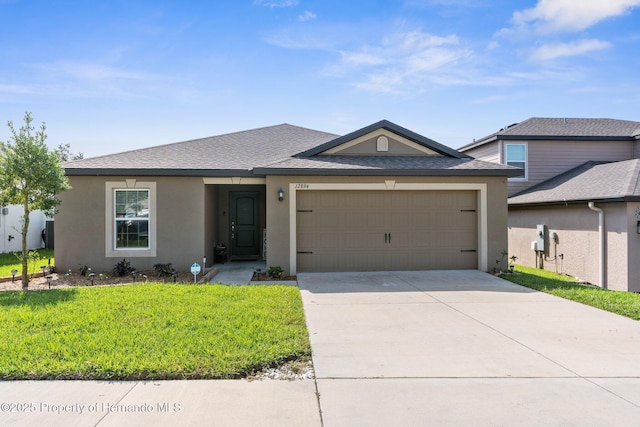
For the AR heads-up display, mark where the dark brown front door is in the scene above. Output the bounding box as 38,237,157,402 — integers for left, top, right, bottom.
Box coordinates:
229,191,260,259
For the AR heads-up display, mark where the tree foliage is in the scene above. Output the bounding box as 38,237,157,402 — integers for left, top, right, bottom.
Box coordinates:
0,112,71,287
56,143,84,162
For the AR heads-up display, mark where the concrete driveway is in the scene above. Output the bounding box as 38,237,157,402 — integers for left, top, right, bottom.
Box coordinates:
297,270,640,426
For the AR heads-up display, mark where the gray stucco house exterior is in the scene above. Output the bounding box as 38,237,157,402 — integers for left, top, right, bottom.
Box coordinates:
460,117,640,292
56,120,520,276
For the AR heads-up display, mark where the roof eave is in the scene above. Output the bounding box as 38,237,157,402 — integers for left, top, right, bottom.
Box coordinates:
503,135,634,141
253,167,521,177
508,196,633,207
65,168,259,177
461,135,636,152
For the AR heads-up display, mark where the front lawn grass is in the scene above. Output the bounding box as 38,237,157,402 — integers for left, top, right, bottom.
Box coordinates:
0,249,55,277
0,283,310,380
499,265,640,320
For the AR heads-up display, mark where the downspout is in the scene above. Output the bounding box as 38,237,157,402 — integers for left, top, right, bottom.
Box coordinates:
587,202,606,289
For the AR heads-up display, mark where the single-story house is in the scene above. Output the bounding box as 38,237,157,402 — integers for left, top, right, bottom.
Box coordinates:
55,120,521,275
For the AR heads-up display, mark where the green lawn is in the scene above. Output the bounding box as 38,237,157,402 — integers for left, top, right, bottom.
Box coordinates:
499,265,640,321
0,283,310,380
0,249,54,277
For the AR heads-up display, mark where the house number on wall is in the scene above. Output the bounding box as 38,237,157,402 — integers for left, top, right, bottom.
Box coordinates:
295,184,310,189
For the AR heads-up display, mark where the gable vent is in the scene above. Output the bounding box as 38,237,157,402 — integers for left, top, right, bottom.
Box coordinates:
376,135,389,152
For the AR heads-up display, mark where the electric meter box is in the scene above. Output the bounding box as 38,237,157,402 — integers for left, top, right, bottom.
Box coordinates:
536,224,547,254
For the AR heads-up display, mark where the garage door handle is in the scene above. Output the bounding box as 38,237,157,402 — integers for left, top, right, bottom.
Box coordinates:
460,249,476,253
388,233,391,244
384,233,388,244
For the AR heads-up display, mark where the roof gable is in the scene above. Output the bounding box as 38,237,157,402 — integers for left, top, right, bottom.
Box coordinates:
298,120,470,159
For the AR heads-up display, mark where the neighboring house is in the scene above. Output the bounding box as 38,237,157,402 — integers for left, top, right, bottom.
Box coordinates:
0,205,47,254
55,120,520,276
460,117,640,292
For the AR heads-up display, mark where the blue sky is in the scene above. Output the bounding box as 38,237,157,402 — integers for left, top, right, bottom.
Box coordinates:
1,0,639,157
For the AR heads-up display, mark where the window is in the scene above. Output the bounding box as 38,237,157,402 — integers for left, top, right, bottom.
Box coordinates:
376,135,389,152
505,143,527,180
114,189,149,249
105,181,156,258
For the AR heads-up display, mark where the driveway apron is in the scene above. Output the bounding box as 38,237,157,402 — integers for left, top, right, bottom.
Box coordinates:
297,270,640,426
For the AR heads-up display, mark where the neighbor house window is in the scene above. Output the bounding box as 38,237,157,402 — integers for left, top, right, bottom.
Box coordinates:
114,189,150,249
505,143,527,180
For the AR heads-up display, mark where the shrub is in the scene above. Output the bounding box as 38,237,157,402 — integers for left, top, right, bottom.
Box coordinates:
153,263,174,277
113,259,134,277
267,266,283,278
78,264,91,276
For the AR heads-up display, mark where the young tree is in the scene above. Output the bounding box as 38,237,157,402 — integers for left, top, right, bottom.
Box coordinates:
56,143,84,162
0,112,71,288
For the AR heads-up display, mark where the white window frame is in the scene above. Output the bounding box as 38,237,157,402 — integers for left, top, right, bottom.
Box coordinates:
114,189,150,250
504,142,527,181
105,180,157,258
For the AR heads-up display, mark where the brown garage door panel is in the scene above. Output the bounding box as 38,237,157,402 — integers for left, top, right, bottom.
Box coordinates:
297,190,477,272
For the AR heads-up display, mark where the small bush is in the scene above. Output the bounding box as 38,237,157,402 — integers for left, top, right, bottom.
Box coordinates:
113,258,134,277
78,264,91,276
267,266,283,278
153,263,174,277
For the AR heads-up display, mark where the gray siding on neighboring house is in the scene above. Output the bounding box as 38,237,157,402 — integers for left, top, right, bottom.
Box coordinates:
463,141,500,163
508,203,632,292
633,140,640,158
508,140,633,196
466,139,634,196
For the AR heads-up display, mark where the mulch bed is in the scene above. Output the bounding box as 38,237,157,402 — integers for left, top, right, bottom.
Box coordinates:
0,270,199,292
251,272,297,281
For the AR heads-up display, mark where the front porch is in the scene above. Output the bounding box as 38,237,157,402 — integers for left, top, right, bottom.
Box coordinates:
204,181,266,267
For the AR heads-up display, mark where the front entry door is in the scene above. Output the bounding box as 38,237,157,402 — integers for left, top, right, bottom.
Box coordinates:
229,191,260,259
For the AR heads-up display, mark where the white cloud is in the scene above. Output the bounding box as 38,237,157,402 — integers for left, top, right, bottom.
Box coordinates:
470,94,519,105
253,0,298,8
45,61,159,82
13,60,170,100
510,0,640,33
0,83,39,95
328,31,473,93
529,39,611,61
299,11,316,22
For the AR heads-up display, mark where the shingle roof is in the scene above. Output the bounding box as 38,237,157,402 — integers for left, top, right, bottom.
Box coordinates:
508,159,640,205
64,120,519,177
460,117,640,151
255,156,523,176
64,124,338,176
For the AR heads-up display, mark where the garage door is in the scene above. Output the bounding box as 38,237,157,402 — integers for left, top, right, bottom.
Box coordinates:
296,190,477,272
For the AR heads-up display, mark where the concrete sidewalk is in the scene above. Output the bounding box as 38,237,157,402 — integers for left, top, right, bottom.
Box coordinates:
0,379,321,426
298,270,640,426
